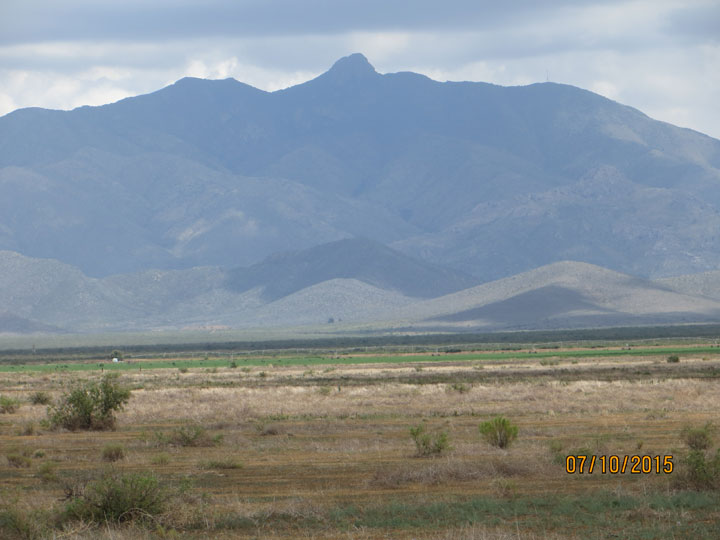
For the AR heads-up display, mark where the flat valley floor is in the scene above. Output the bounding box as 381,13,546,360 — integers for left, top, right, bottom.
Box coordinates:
2,349,720,539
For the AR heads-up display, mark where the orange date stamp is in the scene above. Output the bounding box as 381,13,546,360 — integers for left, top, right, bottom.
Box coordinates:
565,455,674,474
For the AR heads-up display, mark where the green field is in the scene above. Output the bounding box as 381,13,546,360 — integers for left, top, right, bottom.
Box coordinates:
2,344,720,373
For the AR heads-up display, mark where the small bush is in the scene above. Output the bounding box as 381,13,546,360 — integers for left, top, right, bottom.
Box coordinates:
48,375,131,431
0,395,20,414
36,461,58,483
540,359,559,366
63,471,167,524
151,453,170,466
479,416,518,449
159,424,221,447
674,422,720,490
680,449,720,490
409,424,450,457
178,367,189,373
667,355,680,363
682,422,713,451
447,383,470,394
18,423,35,436
0,506,49,539
101,444,125,462
6,454,32,468
198,459,243,470
29,392,51,405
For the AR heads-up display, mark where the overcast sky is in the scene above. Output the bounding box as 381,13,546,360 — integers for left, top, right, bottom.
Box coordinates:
1,0,718,138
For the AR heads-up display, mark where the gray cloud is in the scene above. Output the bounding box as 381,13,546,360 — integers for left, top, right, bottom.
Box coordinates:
664,2,720,42
1,0,627,44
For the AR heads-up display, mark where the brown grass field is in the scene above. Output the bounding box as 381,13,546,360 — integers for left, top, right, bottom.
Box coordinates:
1,349,720,539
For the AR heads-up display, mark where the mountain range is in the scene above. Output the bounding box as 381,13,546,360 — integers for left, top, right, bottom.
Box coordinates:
1,241,719,334
1,53,720,334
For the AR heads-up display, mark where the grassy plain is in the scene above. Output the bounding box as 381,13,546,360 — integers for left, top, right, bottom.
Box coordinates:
2,345,720,539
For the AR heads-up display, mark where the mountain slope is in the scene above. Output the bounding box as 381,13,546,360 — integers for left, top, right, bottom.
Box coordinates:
656,272,720,301
1,54,720,279
225,237,480,301
381,261,720,331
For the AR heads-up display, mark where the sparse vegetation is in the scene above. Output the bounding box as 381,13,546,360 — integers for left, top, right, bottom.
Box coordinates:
667,354,680,363
479,416,518,449
2,340,720,538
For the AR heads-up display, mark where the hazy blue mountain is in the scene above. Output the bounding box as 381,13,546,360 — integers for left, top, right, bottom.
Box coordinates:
1,53,720,280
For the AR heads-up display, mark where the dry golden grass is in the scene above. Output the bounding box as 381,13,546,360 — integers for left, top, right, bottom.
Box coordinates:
1,353,719,538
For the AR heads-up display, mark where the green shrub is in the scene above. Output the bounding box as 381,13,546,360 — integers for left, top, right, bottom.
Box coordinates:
63,472,167,524
101,444,126,462
409,424,450,457
479,416,518,449
0,395,20,414
48,375,131,431
682,422,713,451
29,392,51,406
667,355,680,363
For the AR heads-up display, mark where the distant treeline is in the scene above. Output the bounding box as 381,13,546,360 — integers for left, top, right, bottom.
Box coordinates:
2,323,720,365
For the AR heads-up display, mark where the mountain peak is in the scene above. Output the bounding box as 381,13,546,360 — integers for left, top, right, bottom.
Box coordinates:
325,53,378,79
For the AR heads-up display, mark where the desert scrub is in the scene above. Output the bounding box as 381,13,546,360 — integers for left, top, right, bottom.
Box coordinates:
667,355,680,363
479,416,518,449
0,395,20,413
62,471,168,524
447,382,470,394
48,374,131,431
158,424,222,447
682,422,713,451
6,454,32,468
675,422,720,490
101,444,126,462
28,391,51,405
198,459,243,470
35,461,58,483
409,424,450,457
151,453,170,466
